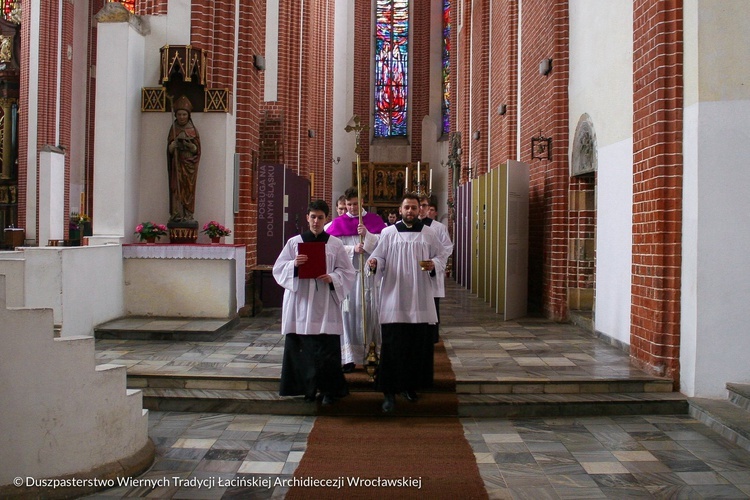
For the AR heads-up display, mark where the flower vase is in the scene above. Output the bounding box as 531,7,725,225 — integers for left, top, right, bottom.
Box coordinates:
211,236,221,244
145,237,156,244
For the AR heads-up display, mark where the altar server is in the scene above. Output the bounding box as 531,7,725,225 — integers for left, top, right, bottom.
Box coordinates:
419,194,454,342
368,193,445,412
273,200,356,405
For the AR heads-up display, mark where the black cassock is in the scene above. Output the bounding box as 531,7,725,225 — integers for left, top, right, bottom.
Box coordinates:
376,323,434,394
279,333,349,399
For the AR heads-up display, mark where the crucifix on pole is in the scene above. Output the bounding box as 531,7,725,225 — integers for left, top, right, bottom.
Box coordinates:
344,115,378,380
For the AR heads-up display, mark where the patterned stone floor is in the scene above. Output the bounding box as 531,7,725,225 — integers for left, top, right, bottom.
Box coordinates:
95,282,655,385
86,282,750,499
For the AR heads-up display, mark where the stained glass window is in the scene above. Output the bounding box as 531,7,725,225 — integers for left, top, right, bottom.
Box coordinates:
109,0,135,14
1,0,19,23
374,0,408,138
442,0,451,135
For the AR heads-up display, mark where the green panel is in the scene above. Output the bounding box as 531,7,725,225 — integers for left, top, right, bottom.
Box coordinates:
471,180,479,295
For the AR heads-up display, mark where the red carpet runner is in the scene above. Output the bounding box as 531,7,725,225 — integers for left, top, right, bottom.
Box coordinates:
286,342,488,499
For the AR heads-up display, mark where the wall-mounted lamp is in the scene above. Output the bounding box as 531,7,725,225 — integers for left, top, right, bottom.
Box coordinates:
531,131,552,160
539,58,552,76
331,156,341,165
253,54,266,71
472,130,481,141
308,129,316,138
497,104,507,116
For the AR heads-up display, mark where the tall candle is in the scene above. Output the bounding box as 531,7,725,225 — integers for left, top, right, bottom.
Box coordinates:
429,169,433,192
405,166,409,190
417,161,421,186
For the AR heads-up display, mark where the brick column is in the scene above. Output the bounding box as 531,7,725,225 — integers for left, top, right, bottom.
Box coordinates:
631,0,683,383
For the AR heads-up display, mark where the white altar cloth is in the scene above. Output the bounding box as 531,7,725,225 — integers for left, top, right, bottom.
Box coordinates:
123,244,246,316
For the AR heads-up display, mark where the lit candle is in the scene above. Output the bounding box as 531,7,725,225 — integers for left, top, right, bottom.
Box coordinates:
429,169,433,192
417,161,421,187
405,166,409,190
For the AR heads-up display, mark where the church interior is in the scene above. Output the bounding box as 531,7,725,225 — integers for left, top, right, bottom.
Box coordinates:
1,0,750,497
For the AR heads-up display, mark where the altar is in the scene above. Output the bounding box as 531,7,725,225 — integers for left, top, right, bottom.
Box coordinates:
122,244,246,318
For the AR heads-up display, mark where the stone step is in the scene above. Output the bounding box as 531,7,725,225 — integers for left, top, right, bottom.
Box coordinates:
689,397,750,453
138,386,688,418
141,388,460,417
457,378,673,395
727,382,750,412
459,392,688,418
128,372,673,396
94,316,238,341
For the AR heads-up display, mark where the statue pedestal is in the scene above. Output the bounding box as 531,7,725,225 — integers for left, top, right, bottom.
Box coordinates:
168,220,198,244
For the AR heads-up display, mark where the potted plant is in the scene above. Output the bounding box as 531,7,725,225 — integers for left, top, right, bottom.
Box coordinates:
201,221,231,243
135,221,168,243
69,212,85,245
79,213,92,236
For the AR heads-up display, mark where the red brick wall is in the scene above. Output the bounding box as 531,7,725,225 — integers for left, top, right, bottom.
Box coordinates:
234,0,337,273
520,0,569,319
568,175,596,291
18,1,76,240
17,1,30,230
410,0,430,162
631,0,683,383
136,0,167,16
456,0,471,184
301,0,336,201
354,0,371,162
234,1,265,272
488,1,518,166
85,1,107,219
469,0,488,178
191,0,235,90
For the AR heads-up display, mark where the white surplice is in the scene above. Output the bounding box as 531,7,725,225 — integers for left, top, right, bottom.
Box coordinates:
273,233,356,336
338,211,383,365
369,221,444,325
423,218,453,298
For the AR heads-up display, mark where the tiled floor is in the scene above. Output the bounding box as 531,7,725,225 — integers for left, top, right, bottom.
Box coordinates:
95,282,654,385
464,414,750,499
87,282,750,499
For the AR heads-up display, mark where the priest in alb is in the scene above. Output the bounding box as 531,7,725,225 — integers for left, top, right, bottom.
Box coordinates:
367,193,446,412
326,187,387,372
273,200,356,405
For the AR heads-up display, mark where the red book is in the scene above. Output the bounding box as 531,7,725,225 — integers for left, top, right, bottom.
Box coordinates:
297,242,327,279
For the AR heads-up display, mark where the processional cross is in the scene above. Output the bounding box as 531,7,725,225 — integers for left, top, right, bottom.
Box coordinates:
344,115,379,380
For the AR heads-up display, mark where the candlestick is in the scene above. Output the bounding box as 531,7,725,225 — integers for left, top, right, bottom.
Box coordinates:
429,169,433,192
417,161,421,190
405,166,409,191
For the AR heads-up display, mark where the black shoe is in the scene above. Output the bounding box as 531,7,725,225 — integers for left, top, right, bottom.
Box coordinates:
342,363,355,373
401,390,418,402
382,393,395,413
321,394,335,406
303,394,317,403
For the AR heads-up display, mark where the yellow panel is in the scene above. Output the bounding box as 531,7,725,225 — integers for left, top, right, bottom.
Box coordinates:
476,175,487,300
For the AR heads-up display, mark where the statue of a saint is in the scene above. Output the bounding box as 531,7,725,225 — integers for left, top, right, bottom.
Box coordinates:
167,96,201,222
